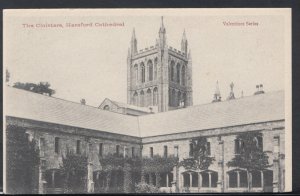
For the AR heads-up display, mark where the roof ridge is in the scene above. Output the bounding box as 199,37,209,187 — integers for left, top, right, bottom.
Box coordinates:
141,90,284,117
7,86,101,109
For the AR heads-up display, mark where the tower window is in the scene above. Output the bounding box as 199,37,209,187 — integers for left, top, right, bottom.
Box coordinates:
134,64,138,85
170,61,175,81
133,91,138,106
103,105,110,110
154,58,158,80
148,60,153,81
140,90,145,107
146,89,152,107
176,63,181,84
141,64,145,83
181,65,186,86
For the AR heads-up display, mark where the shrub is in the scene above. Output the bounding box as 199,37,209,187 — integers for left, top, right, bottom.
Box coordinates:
135,182,160,193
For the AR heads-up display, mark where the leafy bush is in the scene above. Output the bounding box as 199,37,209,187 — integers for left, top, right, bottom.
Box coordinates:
6,125,40,194
135,182,160,193
60,150,88,193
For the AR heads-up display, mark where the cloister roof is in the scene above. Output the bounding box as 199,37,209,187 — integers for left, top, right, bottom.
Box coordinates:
5,87,140,137
138,90,284,137
5,86,285,138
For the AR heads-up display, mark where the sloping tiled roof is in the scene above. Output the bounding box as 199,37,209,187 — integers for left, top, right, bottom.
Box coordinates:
5,87,140,137
138,90,284,137
5,87,284,138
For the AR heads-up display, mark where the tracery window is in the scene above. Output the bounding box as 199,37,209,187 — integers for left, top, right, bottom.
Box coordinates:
181,65,186,86
141,63,145,83
176,63,181,84
148,60,153,81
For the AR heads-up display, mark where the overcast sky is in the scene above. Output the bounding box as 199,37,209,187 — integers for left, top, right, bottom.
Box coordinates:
4,9,288,107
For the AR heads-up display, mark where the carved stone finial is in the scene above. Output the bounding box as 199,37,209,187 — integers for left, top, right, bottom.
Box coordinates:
227,82,235,100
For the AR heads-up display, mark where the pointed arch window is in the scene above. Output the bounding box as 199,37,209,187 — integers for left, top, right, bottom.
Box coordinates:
134,64,138,85
181,65,186,86
171,89,176,107
170,61,175,82
154,58,158,80
169,88,172,106
141,63,145,83
133,91,138,106
146,88,152,106
176,63,181,84
140,90,145,107
148,60,153,81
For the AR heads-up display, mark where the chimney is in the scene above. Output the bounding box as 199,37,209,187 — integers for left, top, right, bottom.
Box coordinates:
254,84,265,95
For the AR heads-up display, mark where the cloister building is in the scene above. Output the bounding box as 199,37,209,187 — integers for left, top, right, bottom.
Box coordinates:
5,18,285,193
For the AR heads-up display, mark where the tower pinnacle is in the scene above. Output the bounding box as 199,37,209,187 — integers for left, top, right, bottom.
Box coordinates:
130,28,137,55
181,29,188,55
131,28,136,41
159,16,166,33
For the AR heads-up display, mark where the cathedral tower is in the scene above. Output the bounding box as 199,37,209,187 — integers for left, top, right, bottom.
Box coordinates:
127,17,193,112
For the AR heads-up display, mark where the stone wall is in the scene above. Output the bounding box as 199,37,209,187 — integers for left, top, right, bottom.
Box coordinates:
142,120,285,192
6,116,285,193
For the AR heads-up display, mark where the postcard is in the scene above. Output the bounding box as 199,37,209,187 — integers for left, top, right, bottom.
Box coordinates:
3,8,291,194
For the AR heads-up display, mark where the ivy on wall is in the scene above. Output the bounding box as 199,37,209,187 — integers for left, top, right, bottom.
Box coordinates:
179,137,215,170
227,131,272,191
6,125,40,194
60,150,88,193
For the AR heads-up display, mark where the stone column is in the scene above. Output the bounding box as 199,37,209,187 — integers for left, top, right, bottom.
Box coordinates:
87,142,94,193
52,170,55,188
237,171,240,188
171,171,177,193
217,138,224,192
273,136,280,192
261,171,264,189
198,173,202,192
87,162,94,193
189,172,192,188
175,166,180,192
208,172,212,188
38,159,46,194
166,173,169,187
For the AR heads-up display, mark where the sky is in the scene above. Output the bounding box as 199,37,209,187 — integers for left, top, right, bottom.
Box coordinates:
4,9,288,107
